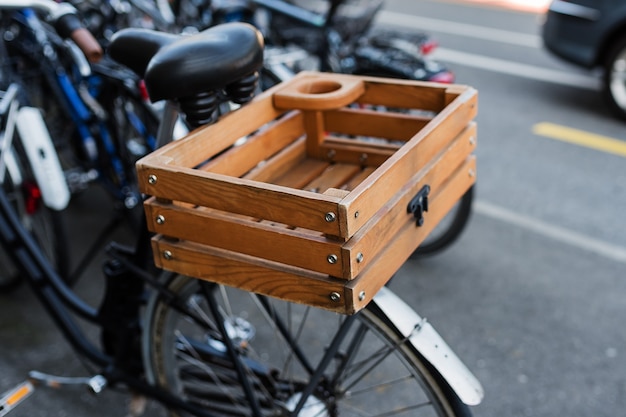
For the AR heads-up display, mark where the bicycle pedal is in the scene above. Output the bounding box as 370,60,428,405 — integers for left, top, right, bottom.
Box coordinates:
28,371,107,394
0,381,34,417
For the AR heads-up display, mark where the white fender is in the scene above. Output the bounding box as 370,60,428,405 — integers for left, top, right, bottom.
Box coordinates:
15,107,70,211
372,286,484,406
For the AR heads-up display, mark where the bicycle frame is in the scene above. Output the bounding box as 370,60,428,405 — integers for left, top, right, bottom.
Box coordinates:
3,8,153,207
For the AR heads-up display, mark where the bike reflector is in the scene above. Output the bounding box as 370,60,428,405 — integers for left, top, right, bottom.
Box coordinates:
0,381,34,417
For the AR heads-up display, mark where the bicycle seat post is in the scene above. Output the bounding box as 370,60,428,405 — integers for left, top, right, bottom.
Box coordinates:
155,101,181,148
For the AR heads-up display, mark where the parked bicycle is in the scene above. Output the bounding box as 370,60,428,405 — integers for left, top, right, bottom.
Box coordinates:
0,1,483,416
0,0,164,288
0,9,77,291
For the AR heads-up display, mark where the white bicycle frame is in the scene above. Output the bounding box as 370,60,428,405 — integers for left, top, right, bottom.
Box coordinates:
0,84,70,211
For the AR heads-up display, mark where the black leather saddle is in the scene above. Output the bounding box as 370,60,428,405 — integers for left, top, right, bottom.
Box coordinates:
108,23,264,103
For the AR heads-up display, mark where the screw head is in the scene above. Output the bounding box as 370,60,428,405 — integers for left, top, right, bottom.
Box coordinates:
148,174,158,184
325,212,336,222
327,254,338,264
329,292,341,302
356,253,364,263
156,215,165,225
163,250,173,260
359,291,366,301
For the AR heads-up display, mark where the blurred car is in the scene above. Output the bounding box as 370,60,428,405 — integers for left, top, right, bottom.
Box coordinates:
542,0,626,120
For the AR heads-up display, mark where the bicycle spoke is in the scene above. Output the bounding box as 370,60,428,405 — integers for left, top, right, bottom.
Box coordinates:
347,374,418,396
339,333,414,393
255,295,315,374
176,332,247,406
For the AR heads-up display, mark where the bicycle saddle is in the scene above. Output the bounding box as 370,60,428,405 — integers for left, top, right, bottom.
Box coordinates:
108,23,264,102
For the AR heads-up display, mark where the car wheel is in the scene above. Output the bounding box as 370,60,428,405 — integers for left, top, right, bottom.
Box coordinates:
603,34,626,120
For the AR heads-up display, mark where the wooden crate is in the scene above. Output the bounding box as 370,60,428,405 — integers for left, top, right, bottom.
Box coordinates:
137,71,477,314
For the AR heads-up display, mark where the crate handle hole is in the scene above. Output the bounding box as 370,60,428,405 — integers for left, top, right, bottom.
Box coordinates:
298,80,343,95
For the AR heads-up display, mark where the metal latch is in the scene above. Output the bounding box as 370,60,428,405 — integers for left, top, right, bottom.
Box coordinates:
407,185,430,226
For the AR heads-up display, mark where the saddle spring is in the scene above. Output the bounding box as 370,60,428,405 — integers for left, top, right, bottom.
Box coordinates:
179,71,259,128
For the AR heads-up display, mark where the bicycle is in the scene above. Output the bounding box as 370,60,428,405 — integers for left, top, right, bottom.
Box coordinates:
0,2,483,416
0,24,73,291
0,1,166,286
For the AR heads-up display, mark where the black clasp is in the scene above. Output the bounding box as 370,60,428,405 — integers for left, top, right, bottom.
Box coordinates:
407,185,430,226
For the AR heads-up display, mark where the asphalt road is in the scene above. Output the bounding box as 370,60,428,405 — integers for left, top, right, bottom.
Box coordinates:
382,1,626,416
2,1,626,417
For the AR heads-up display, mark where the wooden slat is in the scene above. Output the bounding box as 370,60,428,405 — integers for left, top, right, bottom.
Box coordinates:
145,202,346,276
303,164,362,193
343,167,376,191
323,107,431,141
357,77,450,111
196,111,305,177
242,136,307,183
271,158,330,189
320,137,398,167
151,237,350,314
137,165,345,235
324,136,401,151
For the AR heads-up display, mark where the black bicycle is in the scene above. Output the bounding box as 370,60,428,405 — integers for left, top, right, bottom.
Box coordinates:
0,2,483,416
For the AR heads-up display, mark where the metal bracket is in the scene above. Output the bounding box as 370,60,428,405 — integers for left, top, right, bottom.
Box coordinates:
407,185,430,226
28,371,107,394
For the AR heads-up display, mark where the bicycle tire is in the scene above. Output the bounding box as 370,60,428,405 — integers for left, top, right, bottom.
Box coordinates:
142,274,472,417
0,138,70,292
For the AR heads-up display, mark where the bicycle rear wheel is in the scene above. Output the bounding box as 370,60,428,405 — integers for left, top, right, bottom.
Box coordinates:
142,275,471,416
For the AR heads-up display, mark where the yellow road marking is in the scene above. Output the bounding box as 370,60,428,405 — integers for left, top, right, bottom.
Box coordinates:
533,122,626,158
